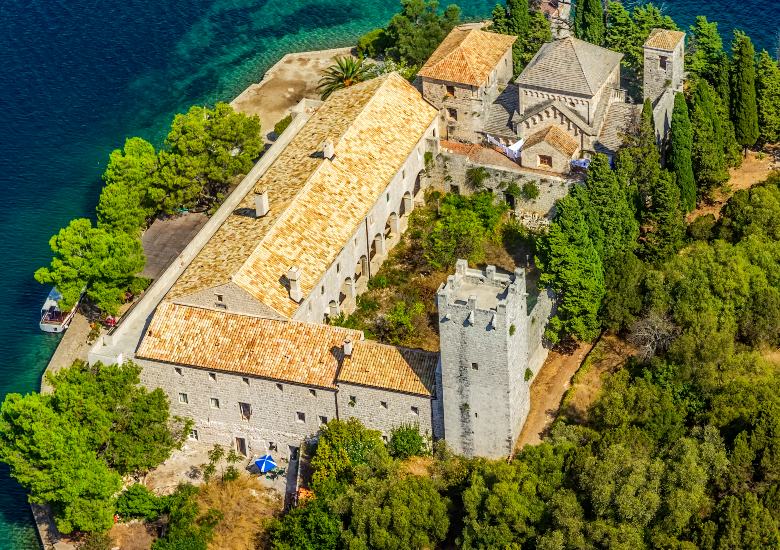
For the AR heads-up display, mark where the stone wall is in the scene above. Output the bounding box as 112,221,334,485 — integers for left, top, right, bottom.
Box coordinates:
139,359,337,459
337,383,436,440
520,140,575,174
428,149,576,229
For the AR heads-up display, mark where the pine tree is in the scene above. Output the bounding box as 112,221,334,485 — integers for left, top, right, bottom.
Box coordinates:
604,1,636,62
668,93,696,212
690,79,729,199
687,16,724,79
491,3,509,34
756,49,780,144
506,0,530,34
537,195,605,343
643,171,685,262
582,154,639,262
575,0,605,45
730,31,760,154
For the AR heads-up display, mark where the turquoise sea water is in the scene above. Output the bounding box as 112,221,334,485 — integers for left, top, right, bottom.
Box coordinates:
0,0,774,547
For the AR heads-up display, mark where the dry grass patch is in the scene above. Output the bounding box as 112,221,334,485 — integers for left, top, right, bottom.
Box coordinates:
196,475,282,550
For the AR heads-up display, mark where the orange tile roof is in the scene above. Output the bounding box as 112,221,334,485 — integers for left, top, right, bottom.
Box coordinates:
523,126,579,157
138,302,438,396
644,29,685,51
167,73,438,318
137,302,362,388
418,27,516,87
338,342,438,397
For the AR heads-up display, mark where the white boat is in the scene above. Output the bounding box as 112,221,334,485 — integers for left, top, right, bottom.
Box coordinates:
39,287,80,333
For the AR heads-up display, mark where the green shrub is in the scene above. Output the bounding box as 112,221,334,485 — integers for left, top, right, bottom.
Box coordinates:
688,213,716,241
524,368,533,382
77,532,113,550
522,181,540,200
368,274,389,290
116,484,165,521
388,424,429,459
273,114,293,136
466,167,490,191
357,28,390,58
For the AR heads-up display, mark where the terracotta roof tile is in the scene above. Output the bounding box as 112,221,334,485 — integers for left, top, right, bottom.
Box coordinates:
418,27,516,87
338,341,438,396
167,73,438,318
137,302,361,388
523,126,580,157
644,29,685,51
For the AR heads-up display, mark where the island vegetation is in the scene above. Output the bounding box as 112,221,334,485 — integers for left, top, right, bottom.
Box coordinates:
35,104,262,316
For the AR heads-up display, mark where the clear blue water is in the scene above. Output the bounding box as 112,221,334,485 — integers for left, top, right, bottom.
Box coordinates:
0,0,773,547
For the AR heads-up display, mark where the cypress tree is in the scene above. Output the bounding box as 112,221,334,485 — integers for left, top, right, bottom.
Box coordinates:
537,194,605,343
643,170,685,262
756,49,780,144
730,30,760,154
690,79,729,199
636,99,661,214
583,154,639,262
506,0,530,35
575,0,605,45
668,93,696,212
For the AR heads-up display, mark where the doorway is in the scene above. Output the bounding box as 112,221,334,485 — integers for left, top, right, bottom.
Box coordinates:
235,437,247,457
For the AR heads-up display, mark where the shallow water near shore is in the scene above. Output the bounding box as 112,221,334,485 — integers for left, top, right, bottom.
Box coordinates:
0,0,773,546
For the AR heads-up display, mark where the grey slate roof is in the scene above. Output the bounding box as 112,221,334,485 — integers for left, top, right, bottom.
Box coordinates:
516,37,623,97
483,84,519,137
594,102,641,155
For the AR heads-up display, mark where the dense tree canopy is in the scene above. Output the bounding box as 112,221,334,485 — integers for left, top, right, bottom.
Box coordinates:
384,0,461,66
491,0,551,74
34,218,146,314
730,31,760,152
574,0,605,45
604,2,677,70
0,361,186,533
690,79,729,198
756,50,780,145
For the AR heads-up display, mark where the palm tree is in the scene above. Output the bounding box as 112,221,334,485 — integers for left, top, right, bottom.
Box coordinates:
317,57,372,100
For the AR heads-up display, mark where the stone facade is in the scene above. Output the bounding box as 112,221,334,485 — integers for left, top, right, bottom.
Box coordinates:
436,260,550,458
643,31,685,148
337,383,437,441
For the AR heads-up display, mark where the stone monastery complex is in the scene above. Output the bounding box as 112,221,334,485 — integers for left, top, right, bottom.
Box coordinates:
90,25,685,461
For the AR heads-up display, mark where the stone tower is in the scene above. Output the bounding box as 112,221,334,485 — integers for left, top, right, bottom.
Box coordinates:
643,28,686,146
436,260,545,458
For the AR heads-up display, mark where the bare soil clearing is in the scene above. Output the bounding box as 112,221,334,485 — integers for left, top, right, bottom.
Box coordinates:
515,341,592,449
690,150,777,221
231,48,353,141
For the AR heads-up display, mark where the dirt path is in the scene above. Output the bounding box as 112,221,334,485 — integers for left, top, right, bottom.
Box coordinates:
561,335,636,424
515,341,593,449
690,150,777,221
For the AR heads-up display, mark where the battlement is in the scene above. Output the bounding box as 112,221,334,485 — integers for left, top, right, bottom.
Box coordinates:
437,259,527,315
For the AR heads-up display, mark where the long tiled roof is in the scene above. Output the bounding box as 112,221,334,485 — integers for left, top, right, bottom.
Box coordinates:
516,37,622,96
523,125,580,157
418,27,516,87
137,302,362,388
167,73,438,317
339,342,438,396
644,28,685,51
137,302,438,395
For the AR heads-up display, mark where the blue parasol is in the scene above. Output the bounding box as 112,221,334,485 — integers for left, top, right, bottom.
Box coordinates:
255,454,277,473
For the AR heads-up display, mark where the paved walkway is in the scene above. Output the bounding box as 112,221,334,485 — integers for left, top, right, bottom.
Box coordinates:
141,213,208,280
39,313,91,393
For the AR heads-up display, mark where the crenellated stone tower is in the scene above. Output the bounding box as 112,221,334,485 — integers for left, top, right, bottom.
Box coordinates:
435,260,552,458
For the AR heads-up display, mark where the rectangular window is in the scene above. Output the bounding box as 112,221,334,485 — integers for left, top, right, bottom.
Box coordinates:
659,55,668,70
471,362,479,370
411,406,419,416
321,285,325,295
174,367,183,376
235,437,247,457
243,377,250,387
349,396,357,406
216,294,223,302
382,435,388,443
210,397,220,409
276,383,283,392
445,85,455,97
380,401,388,409
447,108,458,121
178,393,188,404
319,415,328,425
450,184,460,195
386,192,390,202
239,402,252,421
336,263,340,273
209,372,216,381
538,155,553,168
296,411,306,423
309,389,317,397
189,429,198,441
216,302,227,309
269,441,278,452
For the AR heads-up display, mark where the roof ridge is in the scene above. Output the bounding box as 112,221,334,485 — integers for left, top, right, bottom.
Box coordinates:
567,37,595,95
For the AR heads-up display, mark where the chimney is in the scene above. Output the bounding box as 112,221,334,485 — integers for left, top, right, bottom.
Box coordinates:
343,339,353,357
287,266,303,302
254,189,269,217
322,139,335,160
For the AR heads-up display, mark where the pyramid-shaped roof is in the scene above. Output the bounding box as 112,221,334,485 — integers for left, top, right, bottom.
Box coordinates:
418,27,516,87
516,36,623,97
